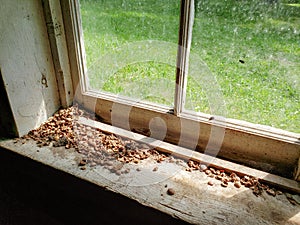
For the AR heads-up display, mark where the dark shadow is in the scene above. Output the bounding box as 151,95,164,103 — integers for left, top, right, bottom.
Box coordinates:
0,69,18,138
0,147,190,225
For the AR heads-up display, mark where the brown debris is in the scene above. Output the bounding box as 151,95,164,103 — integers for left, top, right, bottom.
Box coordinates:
187,160,279,197
167,188,175,196
266,188,276,197
24,105,290,203
234,182,242,188
79,159,87,167
208,180,214,186
25,105,170,171
221,182,228,188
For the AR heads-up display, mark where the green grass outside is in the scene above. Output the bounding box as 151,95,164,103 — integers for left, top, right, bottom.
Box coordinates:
80,0,300,133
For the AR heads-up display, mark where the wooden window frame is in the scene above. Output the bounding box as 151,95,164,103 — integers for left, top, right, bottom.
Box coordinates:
57,0,300,180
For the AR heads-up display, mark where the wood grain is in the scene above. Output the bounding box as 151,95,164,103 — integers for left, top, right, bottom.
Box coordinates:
79,116,300,194
1,137,299,225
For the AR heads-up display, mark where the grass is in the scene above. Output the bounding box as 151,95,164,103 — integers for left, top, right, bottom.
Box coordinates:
80,0,300,133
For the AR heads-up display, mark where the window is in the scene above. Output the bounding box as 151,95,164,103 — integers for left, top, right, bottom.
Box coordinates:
80,0,180,107
63,0,300,179
185,0,300,134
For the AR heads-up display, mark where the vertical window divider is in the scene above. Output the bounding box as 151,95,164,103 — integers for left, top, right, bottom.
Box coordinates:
174,0,194,116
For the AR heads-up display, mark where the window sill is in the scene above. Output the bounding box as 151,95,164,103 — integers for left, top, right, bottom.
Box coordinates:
0,120,299,224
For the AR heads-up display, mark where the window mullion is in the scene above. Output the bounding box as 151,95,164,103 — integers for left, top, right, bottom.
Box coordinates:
174,0,194,116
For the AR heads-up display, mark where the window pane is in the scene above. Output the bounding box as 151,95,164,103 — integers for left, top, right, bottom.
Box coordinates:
80,0,180,107
185,0,300,133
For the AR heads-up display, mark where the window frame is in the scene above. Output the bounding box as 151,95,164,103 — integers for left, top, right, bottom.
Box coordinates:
59,0,300,180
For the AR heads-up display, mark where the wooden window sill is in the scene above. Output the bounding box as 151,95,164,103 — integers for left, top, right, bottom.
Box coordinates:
0,119,300,224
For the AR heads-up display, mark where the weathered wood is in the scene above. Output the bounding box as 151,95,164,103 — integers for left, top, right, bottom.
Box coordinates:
42,0,74,107
60,0,81,96
0,138,299,225
76,93,300,180
295,157,300,181
79,116,300,194
0,0,60,136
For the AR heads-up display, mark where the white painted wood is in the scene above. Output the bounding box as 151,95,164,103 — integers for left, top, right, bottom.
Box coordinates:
44,0,74,107
69,0,89,94
174,0,194,116
0,0,60,136
60,0,81,97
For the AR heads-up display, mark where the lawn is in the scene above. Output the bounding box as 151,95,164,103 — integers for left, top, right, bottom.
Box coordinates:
80,0,300,133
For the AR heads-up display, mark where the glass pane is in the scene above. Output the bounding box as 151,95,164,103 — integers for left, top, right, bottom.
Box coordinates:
185,0,300,133
80,0,180,107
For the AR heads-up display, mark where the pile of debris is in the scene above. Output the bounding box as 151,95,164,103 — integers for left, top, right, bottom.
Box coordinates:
22,105,293,200
23,105,169,173
186,160,281,197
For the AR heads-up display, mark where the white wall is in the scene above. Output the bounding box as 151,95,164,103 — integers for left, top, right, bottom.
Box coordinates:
0,0,60,136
